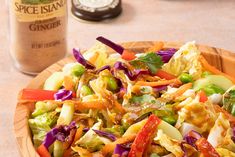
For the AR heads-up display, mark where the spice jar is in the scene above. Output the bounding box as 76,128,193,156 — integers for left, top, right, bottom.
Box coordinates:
9,0,68,75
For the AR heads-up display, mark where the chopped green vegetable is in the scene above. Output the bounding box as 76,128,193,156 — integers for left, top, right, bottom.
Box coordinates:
156,120,183,141
223,88,235,115
153,110,177,126
57,102,75,125
104,76,118,92
130,52,163,74
203,84,225,96
104,125,125,136
76,121,111,152
54,102,75,157
193,75,233,91
130,94,156,105
54,141,64,157
32,101,58,117
44,72,64,90
179,73,193,83
150,153,160,157
162,117,177,126
71,64,85,77
80,85,93,96
28,112,58,147
231,104,235,116
202,71,212,77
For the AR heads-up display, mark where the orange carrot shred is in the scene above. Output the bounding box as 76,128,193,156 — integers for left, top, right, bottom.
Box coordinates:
200,55,235,83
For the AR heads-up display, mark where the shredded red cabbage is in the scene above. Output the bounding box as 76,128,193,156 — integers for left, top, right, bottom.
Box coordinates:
83,128,89,132
113,142,132,157
93,129,116,141
232,127,235,142
183,130,202,149
96,36,124,55
96,65,111,74
73,48,95,69
54,89,73,101
42,121,76,149
157,48,177,63
43,127,58,149
114,62,149,81
82,128,116,141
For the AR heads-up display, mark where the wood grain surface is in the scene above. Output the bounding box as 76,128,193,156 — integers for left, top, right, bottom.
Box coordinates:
14,41,235,157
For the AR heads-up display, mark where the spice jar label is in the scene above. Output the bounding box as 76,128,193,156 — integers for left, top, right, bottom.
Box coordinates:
12,0,67,22
9,0,67,74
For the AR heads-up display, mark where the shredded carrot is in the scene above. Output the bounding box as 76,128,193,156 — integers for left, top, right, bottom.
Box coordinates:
63,76,75,91
72,125,85,146
213,105,235,125
114,101,126,114
200,55,235,83
63,148,72,157
155,69,177,80
88,118,95,127
132,85,142,94
122,50,136,61
146,42,164,52
136,78,182,87
172,83,193,99
74,101,108,111
102,135,136,156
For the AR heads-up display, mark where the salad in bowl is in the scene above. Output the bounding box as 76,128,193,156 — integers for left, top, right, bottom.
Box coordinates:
19,37,235,157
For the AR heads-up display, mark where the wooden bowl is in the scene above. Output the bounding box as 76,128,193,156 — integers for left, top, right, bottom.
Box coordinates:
14,41,235,157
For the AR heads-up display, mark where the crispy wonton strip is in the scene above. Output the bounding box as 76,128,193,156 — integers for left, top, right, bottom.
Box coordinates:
172,83,193,99
146,42,164,52
71,146,92,157
136,78,182,87
74,101,108,111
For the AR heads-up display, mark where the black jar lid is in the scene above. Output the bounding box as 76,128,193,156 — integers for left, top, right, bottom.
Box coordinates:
71,0,122,21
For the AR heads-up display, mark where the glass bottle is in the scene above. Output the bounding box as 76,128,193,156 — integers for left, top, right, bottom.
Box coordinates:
9,0,67,75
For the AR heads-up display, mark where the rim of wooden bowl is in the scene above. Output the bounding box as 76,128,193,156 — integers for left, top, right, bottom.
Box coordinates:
14,41,235,157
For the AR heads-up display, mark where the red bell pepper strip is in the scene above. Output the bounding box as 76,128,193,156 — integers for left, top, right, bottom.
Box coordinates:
37,144,51,157
128,114,161,157
198,90,208,103
19,89,76,101
196,138,220,157
155,69,176,80
20,89,56,101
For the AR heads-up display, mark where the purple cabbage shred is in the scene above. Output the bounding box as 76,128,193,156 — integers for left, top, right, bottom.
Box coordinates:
42,121,76,149
156,48,177,63
93,129,116,141
96,36,124,55
114,61,149,81
54,89,73,101
73,48,95,69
